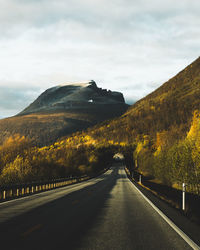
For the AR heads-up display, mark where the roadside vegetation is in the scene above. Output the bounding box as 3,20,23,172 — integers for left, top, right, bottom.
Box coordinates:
0,134,116,185
0,57,200,202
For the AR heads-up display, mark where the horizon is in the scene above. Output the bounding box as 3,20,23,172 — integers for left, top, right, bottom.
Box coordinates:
0,57,197,119
0,0,199,118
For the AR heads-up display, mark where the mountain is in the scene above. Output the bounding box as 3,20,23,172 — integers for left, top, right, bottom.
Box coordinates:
1,58,200,220
19,80,126,115
86,57,200,143
0,80,129,146
77,57,200,190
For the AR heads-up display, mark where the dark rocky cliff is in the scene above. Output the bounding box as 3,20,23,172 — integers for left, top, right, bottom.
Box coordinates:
19,80,126,115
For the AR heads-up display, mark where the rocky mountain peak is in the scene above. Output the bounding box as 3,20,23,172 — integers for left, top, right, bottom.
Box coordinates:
19,80,126,115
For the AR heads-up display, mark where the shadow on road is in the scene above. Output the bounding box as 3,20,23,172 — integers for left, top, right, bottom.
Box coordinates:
0,166,121,250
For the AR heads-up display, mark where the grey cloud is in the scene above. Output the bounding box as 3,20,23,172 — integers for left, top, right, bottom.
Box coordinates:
2,0,199,36
0,0,199,119
0,86,41,116
1,0,200,61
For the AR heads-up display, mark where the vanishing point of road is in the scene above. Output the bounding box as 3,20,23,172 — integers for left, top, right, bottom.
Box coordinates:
0,164,199,250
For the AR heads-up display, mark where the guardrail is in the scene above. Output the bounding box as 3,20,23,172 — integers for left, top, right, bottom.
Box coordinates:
0,167,110,202
0,175,89,201
124,167,200,213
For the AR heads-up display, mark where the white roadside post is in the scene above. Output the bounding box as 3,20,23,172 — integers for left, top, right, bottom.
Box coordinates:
182,183,186,211
139,175,142,184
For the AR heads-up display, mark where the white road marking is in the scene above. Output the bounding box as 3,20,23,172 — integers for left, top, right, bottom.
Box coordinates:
127,170,200,250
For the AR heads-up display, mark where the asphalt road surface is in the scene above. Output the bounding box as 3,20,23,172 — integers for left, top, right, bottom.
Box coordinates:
0,164,197,250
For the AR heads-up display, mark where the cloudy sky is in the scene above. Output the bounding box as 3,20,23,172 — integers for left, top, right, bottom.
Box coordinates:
0,0,199,118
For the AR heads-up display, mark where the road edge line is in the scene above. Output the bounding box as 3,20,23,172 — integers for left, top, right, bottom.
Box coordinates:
129,178,200,250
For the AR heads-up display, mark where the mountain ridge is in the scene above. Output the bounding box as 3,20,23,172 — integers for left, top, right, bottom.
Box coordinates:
19,80,125,116
0,81,128,146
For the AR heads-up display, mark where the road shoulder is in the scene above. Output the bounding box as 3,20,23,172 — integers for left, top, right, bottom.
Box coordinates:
125,168,200,248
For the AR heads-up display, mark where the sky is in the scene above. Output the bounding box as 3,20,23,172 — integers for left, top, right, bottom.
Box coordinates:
0,0,199,118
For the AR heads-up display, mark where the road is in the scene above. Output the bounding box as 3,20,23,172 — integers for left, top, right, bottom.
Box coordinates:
0,164,198,250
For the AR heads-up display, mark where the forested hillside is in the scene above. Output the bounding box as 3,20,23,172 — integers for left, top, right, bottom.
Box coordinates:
82,57,200,193
0,57,200,196
89,56,200,141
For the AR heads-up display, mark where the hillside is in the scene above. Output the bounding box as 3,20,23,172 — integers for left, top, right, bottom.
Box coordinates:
0,81,128,146
77,56,200,194
125,56,200,135
1,57,200,198
1,57,200,225
87,56,200,143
